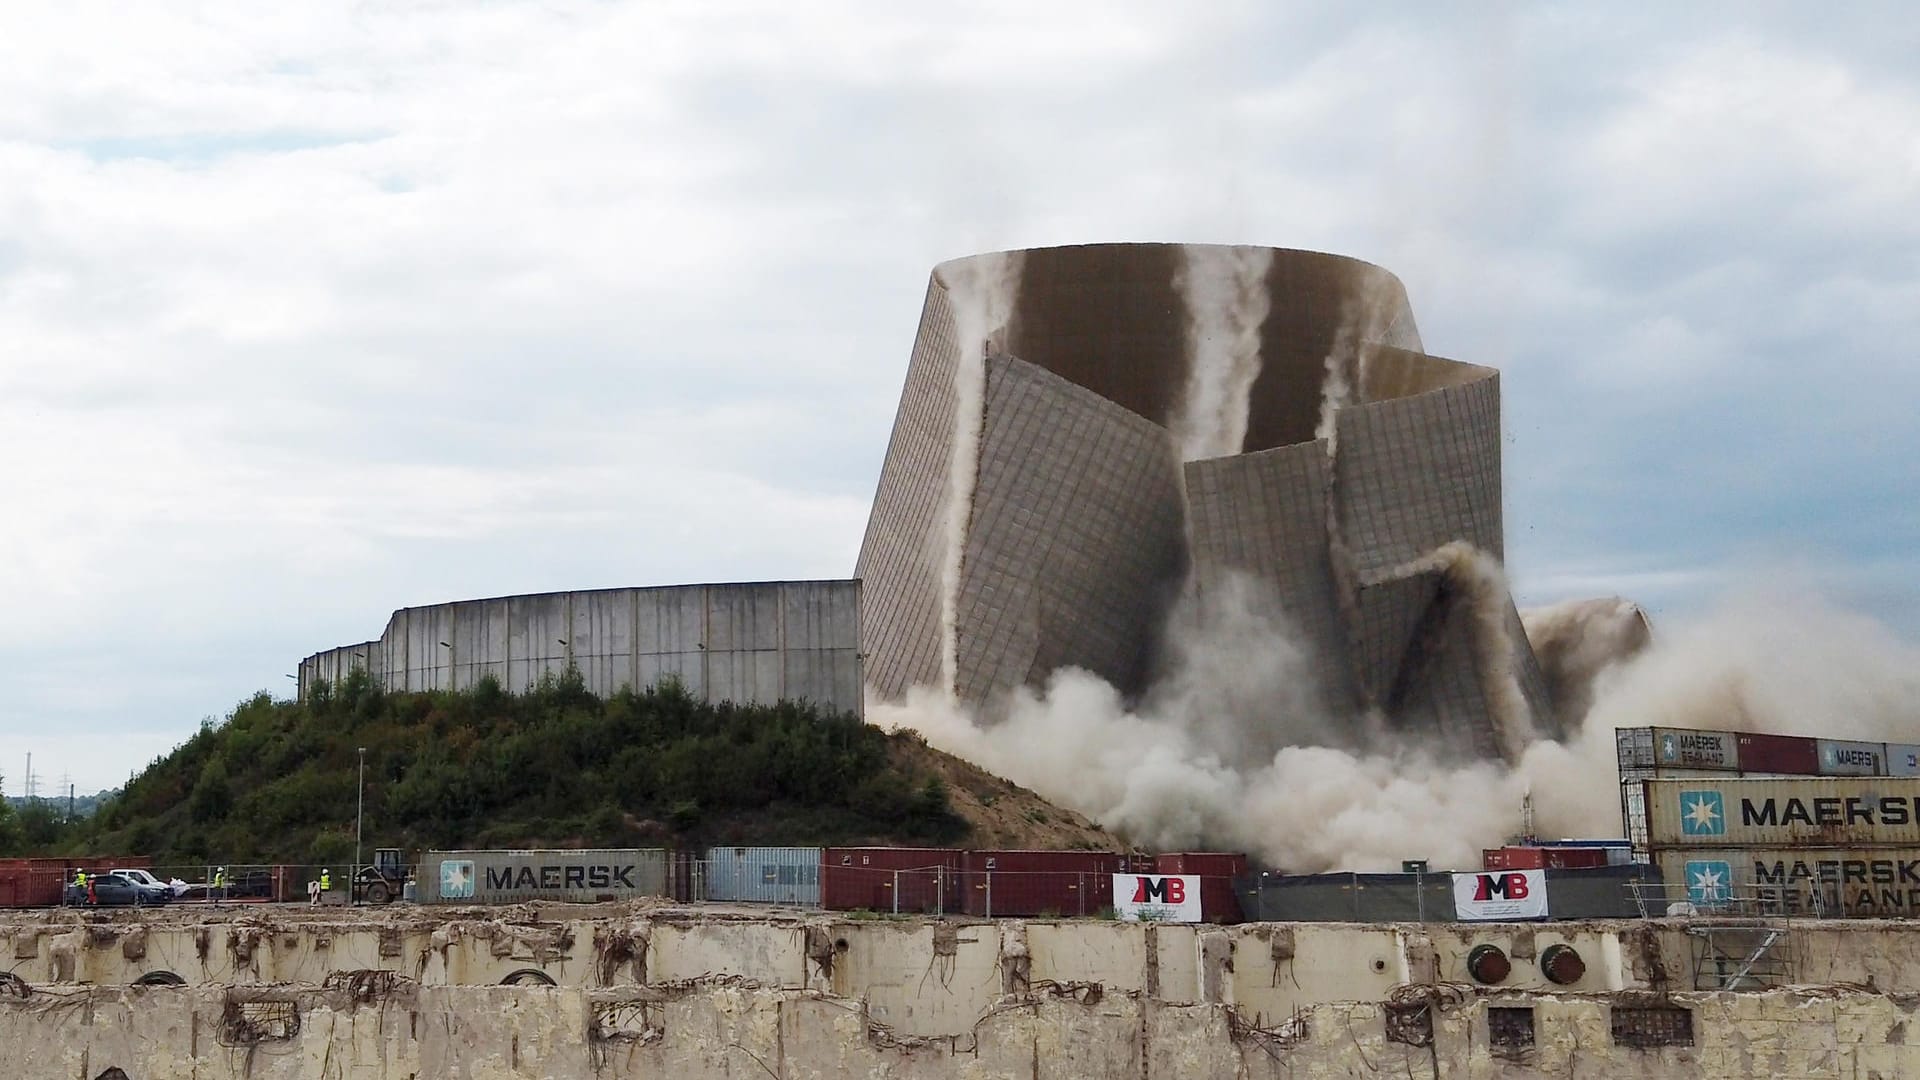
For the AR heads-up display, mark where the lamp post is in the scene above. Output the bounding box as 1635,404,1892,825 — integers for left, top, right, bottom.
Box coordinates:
355,746,366,905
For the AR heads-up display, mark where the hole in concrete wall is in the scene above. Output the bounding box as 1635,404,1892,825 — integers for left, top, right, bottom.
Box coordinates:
1611,1005,1693,1048
1488,1007,1535,1052
501,968,557,986
220,999,299,1045
1383,1002,1433,1047
133,970,186,987
94,1069,131,1080
591,1001,662,1044
1370,958,1387,973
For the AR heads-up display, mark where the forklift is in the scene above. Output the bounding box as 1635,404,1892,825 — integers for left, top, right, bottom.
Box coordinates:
353,848,411,904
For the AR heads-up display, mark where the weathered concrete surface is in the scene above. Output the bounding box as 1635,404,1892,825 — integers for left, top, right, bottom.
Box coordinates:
5,981,1919,1079
9,906,1920,1076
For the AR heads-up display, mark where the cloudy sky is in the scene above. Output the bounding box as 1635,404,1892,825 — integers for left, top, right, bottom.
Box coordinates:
3,3,1916,794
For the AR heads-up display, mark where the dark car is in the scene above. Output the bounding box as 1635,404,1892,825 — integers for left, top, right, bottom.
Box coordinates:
67,871,173,907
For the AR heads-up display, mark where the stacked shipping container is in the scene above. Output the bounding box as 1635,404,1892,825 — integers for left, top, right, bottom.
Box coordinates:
1642,776,1920,917
1612,726,1904,849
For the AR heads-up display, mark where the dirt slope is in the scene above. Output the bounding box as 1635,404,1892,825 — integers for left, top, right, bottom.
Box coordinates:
886,733,1122,850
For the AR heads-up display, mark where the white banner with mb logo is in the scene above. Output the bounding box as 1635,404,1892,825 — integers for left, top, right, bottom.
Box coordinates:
1111,874,1202,922
1451,869,1549,920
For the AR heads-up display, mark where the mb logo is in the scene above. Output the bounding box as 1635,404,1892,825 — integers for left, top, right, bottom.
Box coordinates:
1679,790,1726,836
1472,872,1532,902
1131,876,1186,904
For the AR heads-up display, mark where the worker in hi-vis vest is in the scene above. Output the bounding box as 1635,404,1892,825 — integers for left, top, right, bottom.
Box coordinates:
320,868,332,894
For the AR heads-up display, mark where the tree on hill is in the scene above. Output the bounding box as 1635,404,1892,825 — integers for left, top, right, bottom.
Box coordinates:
73,670,967,864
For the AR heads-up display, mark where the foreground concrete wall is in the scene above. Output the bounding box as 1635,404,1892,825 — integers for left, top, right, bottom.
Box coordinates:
12,908,1920,1021
298,579,863,717
6,980,1916,1079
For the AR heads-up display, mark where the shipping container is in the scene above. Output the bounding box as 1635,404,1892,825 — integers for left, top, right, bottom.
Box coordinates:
1153,852,1248,924
1817,739,1889,777
957,850,1128,918
821,848,962,914
1643,777,1920,848
704,847,822,906
1616,727,1740,771
1483,847,1610,871
420,849,670,904
1889,744,1920,777
1654,847,1920,918
0,857,157,908
1735,733,1820,775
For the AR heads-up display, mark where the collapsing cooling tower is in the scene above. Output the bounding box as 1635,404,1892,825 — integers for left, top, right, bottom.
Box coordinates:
855,243,1560,760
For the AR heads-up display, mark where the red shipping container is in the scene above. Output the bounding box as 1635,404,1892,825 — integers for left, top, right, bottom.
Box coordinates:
822,848,962,914
959,850,1130,918
1735,733,1819,776
1152,852,1248,924
1483,847,1608,871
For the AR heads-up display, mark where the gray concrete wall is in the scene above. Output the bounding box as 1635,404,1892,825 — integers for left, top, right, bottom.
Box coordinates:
298,580,863,718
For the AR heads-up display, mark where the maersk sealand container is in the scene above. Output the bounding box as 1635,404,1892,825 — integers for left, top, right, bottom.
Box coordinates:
422,849,669,904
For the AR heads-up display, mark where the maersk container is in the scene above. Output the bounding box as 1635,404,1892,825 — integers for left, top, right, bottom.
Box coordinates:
1889,744,1920,777
1735,732,1820,776
1616,727,1740,771
1643,777,1920,848
821,848,962,914
1153,852,1249,924
1817,739,1889,777
1655,846,1920,918
704,847,822,906
421,849,669,904
958,850,1128,918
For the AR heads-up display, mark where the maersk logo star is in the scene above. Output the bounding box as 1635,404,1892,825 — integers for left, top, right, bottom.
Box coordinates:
1659,733,1679,762
1679,790,1726,836
1685,860,1732,905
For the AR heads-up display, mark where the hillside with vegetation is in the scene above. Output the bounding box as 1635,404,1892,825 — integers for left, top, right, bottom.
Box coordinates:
5,669,1117,864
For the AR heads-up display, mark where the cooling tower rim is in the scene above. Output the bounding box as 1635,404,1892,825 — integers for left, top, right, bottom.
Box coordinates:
932,242,1407,288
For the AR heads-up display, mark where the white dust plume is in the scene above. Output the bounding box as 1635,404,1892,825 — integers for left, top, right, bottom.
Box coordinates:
1172,246,1273,461
875,578,1920,873
1380,541,1539,760
931,252,1025,694
1521,597,1652,734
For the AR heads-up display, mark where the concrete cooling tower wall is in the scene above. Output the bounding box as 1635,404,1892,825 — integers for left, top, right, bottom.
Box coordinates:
298,580,864,718
857,242,1555,758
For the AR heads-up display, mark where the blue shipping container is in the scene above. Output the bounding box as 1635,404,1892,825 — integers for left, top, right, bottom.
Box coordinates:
705,847,822,906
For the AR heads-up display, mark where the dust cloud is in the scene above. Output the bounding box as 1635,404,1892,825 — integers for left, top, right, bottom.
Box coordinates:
1172,246,1273,461
872,581,1920,873
931,252,1025,694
